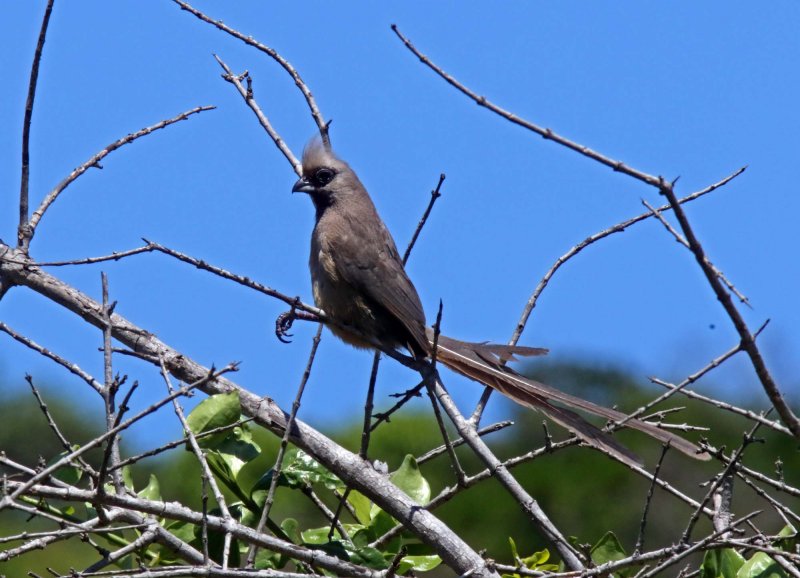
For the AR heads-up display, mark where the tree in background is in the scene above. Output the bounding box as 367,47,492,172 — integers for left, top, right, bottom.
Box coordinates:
1,2,798,578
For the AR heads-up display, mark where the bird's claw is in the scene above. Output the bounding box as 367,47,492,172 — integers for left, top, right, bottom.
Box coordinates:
275,309,296,343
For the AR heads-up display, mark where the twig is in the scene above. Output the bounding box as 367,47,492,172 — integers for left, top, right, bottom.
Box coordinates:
681,418,764,544
18,0,55,251
0,322,103,393
428,369,584,570
159,358,235,569
634,443,670,554
110,419,254,472
512,167,746,346
417,420,513,464
172,0,329,146
213,56,301,175
20,245,155,267
470,167,746,424
247,326,323,567
401,173,445,263
657,179,800,437
144,239,323,316
27,106,214,243
391,24,662,187
642,199,749,305
100,272,124,494
425,303,466,484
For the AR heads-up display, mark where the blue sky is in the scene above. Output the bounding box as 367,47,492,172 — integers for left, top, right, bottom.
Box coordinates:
2,2,798,449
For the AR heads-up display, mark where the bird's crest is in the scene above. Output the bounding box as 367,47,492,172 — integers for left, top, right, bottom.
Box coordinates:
302,136,339,173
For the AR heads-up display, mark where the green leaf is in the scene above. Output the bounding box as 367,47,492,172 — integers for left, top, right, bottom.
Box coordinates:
774,525,797,552
389,455,430,505
397,554,442,573
48,447,82,485
210,425,261,479
121,465,135,491
137,474,161,501
281,518,302,544
348,489,373,525
591,531,626,565
522,549,551,568
349,545,388,569
186,391,241,447
737,552,788,578
589,532,641,578
508,536,520,561
701,548,746,578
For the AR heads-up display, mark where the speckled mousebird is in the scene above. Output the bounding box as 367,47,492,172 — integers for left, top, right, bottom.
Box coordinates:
291,137,709,467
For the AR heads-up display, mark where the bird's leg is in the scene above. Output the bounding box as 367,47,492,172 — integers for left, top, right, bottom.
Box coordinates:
275,297,320,343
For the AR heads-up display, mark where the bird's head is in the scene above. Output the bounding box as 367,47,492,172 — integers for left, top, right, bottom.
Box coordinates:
292,137,364,213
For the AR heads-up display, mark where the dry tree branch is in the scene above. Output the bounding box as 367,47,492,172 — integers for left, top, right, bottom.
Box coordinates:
470,167,746,423
18,0,55,251
393,20,795,438
13,482,395,578
642,198,749,305
214,56,302,175
391,24,662,187
26,106,214,245
246,325,323,567
0,321,103,393
513,167,746,345
0,247,498,578
159,357,236,569
656,180,800,437
427,369,584,569
171,0,329,145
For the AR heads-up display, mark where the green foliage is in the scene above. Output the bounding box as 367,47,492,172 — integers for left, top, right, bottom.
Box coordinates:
700,526,797,578
3,364,799,576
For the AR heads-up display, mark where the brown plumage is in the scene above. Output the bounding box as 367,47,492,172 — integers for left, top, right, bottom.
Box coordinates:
292,138,709,467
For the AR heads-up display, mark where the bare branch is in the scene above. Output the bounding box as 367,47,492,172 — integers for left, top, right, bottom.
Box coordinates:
18,0,56,251
391,24,662,187
0,321,103,393
213,56,301,174
172,0,329,145
27,106,215,243
657,180,800,437
642,198,749,305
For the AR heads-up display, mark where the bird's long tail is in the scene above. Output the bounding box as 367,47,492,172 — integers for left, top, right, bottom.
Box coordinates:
428,332,710,468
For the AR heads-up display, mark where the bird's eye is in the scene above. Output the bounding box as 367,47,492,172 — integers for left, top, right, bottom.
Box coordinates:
314,168,335,186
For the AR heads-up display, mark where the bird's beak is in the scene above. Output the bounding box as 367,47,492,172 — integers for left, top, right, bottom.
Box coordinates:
292,177,314,194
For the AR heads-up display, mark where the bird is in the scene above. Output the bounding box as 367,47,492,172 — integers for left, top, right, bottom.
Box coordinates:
289,136,709,468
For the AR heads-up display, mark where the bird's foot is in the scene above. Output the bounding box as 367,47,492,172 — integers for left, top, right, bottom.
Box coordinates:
275,299,320,343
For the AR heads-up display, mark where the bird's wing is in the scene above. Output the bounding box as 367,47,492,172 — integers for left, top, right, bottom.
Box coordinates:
332,215,429,354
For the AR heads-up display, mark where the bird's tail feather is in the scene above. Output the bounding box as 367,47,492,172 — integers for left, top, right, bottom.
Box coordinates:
430,334,710,467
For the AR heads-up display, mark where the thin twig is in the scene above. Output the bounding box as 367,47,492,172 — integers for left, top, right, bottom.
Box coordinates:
172,0,329,145
634,444,670,554
657,179,800,437
247,326,323,568
0,322,103,393
391,24,662,187
159,358,235,569
213,56,301,174
27,106,214,242
470,167,746,424
642,198,749,305
18,0,55,251
401,173,445,263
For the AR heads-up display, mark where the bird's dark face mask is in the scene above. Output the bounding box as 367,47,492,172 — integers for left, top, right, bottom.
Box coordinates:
292,167,337,213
